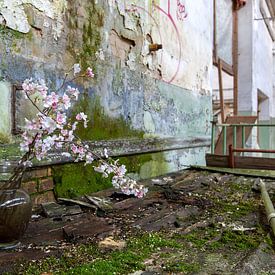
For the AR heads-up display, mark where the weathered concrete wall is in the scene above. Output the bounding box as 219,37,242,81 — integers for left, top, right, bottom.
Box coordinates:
0,0,212,174
0,82,11,142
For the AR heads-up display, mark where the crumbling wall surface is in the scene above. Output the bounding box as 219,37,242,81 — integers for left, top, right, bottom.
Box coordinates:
0,0,212,169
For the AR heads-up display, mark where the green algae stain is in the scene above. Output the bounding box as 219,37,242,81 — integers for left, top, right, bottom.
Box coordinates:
66,0,104,71
72,94,144,140
53,151,168,198
53,162,112,198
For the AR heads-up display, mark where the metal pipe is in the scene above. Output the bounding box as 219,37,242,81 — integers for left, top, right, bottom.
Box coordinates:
223,126,227,155
216,123,275,127
259,180,275,236
211,122,216,154
241,126,245,156
232,148,275,154
233,126,237,149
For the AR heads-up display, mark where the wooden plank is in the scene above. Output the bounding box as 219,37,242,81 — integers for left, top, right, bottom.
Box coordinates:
214,116,257,155
213,58,234,76
205,154,228,167
206,154,275,171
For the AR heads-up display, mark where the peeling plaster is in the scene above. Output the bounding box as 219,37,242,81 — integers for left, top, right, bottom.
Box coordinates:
0,0,66,39
126,51,136,70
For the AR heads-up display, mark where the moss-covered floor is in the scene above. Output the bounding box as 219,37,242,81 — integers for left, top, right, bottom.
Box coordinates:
1,169,275,274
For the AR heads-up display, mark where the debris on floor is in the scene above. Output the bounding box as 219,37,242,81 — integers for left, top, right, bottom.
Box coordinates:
1,168,275,274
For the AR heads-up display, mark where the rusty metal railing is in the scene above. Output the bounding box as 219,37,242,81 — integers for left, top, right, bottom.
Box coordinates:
211,119,275,155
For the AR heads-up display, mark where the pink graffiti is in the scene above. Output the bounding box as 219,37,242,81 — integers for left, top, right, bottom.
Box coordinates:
125,0,183,84
154,0,182,83
176,0,188,21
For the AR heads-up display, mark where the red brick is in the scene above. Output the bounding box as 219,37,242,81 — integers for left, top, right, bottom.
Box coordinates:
47,167,52,176
38,178,54,192
21,180,38,194
32,168,49,178
31,191,56,205
22,168,49,181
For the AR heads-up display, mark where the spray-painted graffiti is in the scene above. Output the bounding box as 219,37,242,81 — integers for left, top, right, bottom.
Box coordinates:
124,0,187,84
176,0,188,21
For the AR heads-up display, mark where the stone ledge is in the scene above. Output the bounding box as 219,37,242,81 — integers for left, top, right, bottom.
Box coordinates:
0,136,210,170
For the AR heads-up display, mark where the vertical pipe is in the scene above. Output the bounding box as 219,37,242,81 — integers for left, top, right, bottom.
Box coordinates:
223,126,227,155
233,126,237,149
211,121,216,154
242,126,246,156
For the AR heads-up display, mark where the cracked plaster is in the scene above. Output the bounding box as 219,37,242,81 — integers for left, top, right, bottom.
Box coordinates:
0,0,66,39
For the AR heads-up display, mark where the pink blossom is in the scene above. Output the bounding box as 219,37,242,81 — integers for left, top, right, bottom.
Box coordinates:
86,67,94,78
22,78,35,94
44,92,59,108
61,129,68,136
56,112,66,125
66,86,79,100
76,112,88,128
62,93,71,109
41,117,57,133
37,79,48,98
71,144,78,154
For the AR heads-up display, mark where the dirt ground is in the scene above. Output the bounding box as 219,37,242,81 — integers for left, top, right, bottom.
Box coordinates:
1,168,275,274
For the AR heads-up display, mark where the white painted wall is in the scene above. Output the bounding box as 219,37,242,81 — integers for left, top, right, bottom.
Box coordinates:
238,0,254,114
117,0,213,94
253,0,273,120
238,0,274,118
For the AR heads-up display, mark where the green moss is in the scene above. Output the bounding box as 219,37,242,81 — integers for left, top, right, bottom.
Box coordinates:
67,1,104,71
165,261,200,273
53,151,168,198
176,226,264,252
53,162,112,198
215,200,257,219
15,233,183,275
0,143,22,160
72,94,144,140
0,133,11,144
0,25,24,40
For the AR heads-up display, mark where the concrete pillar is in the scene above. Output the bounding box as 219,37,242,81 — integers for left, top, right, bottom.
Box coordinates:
238,0,255,115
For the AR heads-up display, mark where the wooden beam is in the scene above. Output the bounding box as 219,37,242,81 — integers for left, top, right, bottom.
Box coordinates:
213,57,234,76
218,59,225,123
206,154,275,170
232,8,239,115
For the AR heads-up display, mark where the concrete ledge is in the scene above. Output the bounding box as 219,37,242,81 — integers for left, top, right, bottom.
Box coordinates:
0,136,210,169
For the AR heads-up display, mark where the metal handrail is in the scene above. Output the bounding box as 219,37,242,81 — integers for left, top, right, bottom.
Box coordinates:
211,119,275,155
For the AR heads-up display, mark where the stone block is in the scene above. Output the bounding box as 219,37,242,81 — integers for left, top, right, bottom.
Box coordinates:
38,178,54,192
21,180,38,194
23,168,49,181
31,191,56,205
47,167,52,176
32,168,49,178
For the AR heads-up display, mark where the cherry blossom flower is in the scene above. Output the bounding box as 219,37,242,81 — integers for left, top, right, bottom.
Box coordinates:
41,117,57,133
73,63,81,75
66,86,80,100
86,67,94,78
76,112,88,128
62,93,71,109
17,67,148,198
